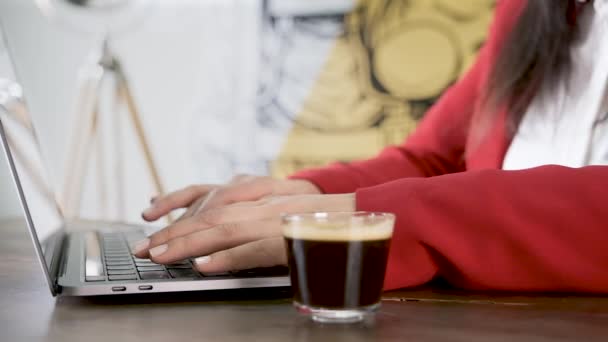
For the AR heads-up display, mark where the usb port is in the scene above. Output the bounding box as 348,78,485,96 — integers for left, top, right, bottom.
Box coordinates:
111,286,126,292
138,285,153,291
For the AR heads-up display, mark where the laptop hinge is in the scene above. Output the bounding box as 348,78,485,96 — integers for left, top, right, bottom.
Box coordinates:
44,230,67,294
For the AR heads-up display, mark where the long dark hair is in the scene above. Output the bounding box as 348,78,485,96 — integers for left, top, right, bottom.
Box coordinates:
484,0,580,133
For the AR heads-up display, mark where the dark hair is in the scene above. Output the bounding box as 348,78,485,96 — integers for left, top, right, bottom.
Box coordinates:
484,0,579,133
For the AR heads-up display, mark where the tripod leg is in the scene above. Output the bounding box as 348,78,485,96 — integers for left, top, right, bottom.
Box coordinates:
112,79,126,220
116,70,173,223
73,108,99,218
62,68,103,219
95,103,108,217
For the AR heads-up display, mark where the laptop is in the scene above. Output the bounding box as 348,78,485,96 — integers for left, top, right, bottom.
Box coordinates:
0,35,289,298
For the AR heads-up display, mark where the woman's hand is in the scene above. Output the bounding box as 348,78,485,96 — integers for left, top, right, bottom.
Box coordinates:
141,175,322,222
132,193,355,273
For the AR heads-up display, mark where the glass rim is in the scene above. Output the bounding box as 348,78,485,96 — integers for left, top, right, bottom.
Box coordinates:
281,211,395,222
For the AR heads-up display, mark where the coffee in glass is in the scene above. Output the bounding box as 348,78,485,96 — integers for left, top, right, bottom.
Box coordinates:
283,212,395,323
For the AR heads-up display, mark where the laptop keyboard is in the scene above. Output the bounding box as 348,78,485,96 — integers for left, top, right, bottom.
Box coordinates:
85,231,287,282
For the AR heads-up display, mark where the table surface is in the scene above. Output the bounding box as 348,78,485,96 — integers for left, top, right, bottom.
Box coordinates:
1,218,608,342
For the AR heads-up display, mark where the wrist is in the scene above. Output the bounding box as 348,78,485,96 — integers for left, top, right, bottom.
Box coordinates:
287,179,322,195
326,193,356,212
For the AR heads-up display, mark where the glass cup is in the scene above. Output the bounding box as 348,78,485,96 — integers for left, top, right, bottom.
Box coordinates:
283,212,395,323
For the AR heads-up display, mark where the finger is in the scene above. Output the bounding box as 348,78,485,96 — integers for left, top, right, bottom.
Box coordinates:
201,178,277,211
146,218,280,265
226,199,267,207
176,191,214,221
175,183,256,223
142,185,214,221
133,215,212,258
186,191,261,221
190,188,219,217
229,174,258,184
134,201,277,258
193,238,287,274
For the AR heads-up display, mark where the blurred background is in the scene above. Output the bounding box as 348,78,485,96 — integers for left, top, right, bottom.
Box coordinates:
0,0,494,225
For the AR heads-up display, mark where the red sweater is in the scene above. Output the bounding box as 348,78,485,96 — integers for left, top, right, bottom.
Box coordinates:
291,0,608,293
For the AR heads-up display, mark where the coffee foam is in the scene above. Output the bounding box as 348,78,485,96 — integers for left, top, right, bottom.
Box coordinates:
283,221,393,241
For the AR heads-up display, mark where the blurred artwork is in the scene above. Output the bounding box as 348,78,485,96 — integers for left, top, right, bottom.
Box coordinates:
188,0,495,181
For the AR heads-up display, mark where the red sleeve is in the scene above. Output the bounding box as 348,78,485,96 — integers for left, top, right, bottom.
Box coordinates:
357,166,608,293
289,0,524,194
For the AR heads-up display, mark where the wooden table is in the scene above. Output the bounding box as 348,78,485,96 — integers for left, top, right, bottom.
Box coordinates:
1,218,607,341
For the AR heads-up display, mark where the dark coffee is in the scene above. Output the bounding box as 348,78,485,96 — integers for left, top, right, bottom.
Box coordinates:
285,236,391,309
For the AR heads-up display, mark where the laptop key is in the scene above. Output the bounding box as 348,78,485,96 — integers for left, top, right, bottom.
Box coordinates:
107,265,135,271
125,234,146,243
104,249,128,253
135,261,158,266
109,274,138,281
105,250,127,254
169,269,199,279
166,264,192,269
106,258,132,263
134,257,151,261
105,253,130,258
105,255,129,259
168,260,190,265
108,269,137,275
106,261,134,266
104,243,126,247
139,271,170,280
137,265,165,272
105,249,128,253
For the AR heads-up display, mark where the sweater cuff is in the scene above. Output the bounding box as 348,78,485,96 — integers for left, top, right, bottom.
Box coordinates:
288,164,359,194
356,180,438,290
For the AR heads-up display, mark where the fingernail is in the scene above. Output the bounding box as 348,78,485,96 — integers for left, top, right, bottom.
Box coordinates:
131,238,150,254
142,207,155,218
194,256,211,266
149,244,168,258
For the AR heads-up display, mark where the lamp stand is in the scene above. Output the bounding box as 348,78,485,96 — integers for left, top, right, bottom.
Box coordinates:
61,39,171,223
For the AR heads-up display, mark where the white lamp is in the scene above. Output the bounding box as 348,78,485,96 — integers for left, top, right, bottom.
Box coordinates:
36,0,150,38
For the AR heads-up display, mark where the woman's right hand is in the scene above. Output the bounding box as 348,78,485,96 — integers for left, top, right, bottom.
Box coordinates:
141,175,321,222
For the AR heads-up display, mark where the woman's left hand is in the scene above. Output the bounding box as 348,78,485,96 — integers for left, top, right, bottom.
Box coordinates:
132,193,355,273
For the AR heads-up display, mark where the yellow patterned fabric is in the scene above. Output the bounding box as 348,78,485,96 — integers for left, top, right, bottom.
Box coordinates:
272,0,495,178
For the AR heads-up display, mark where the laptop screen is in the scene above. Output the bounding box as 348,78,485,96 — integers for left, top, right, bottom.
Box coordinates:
0,27,64,262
